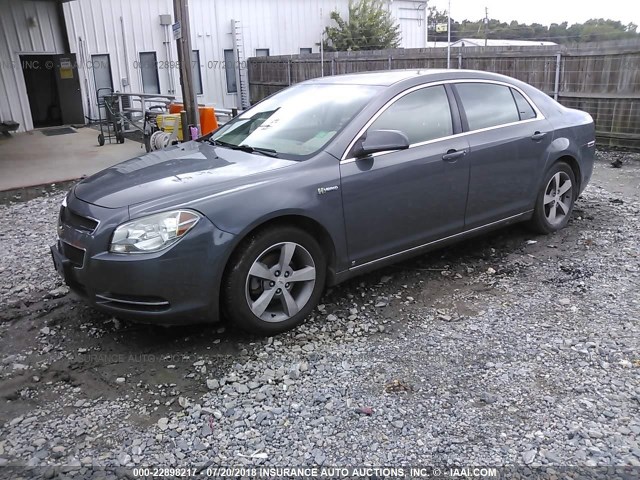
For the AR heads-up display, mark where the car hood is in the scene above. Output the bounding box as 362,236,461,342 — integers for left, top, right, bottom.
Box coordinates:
74,141,298,209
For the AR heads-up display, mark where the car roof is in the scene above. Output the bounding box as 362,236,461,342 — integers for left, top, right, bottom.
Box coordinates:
301,69,516,87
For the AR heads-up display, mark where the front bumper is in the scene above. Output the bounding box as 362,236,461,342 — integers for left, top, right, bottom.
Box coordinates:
52,195,235,325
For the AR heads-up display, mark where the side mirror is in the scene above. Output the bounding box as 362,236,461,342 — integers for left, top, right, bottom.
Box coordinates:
352,129,410,158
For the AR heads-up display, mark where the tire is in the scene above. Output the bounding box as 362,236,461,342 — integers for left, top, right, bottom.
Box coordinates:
97,133,105,146
117,133,125,144
223,226,326,335
528,161,577,234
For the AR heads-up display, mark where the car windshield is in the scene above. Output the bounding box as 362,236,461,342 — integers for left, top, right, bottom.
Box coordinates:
210,83,381,159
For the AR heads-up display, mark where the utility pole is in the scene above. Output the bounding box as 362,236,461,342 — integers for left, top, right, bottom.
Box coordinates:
320,7,324,77
422,2,428,47
446,0,451,68
173,0,199,137
484,7,489,47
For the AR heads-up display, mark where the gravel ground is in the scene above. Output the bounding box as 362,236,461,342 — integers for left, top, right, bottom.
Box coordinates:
0,150,639,477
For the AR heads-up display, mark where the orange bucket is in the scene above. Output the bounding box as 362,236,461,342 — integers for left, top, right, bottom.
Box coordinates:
168,103,218,135
199,107,217,135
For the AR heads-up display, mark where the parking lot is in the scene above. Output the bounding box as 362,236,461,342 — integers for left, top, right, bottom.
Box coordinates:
0,150,639,473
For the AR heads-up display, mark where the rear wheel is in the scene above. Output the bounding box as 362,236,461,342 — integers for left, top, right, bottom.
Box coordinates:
528,162,576,234
97,133,105,146
223,227,326,335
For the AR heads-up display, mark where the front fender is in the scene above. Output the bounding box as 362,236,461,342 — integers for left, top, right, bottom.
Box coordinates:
193,154,349,273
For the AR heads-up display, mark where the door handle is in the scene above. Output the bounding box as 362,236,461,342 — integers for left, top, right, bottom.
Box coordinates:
442,149,467,162
531,131,547,141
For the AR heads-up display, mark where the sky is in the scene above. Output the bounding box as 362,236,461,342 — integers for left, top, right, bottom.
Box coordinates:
429,0,640,27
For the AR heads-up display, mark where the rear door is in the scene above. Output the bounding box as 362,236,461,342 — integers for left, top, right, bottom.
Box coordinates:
340,85,470,267
453,82,553,228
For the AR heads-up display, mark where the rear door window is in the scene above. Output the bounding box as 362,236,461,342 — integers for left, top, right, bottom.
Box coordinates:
511,88,537,120
368,85,453,145
455,83,520,131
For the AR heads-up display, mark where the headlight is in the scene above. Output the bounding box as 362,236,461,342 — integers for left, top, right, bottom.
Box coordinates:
110,210,201,253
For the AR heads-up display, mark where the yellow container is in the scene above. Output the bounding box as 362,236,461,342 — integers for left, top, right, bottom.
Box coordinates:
169,104,218,135
157,114,183,141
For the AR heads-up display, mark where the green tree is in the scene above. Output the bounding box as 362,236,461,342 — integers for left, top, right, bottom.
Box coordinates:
425,7,640,45
323,0,401,51
578,18,638,42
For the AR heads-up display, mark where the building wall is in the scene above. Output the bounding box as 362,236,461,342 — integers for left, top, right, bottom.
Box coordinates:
0,0,423,130
0,0,66,132
389,0,428,49
63,0,349,119
63,0,176,121
191,0,347,109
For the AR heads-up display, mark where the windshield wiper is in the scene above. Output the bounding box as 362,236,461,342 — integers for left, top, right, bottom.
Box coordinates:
210,139,235,148
210,139,279,158
237,144,279,158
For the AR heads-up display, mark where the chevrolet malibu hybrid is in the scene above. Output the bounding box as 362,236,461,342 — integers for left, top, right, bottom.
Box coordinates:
51,70,595,335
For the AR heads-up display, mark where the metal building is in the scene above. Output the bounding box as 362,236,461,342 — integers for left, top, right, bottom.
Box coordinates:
1,0,427,132
0,0,78,133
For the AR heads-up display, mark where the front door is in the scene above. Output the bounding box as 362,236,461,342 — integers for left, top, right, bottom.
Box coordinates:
53,54,85,125
340,85,470,267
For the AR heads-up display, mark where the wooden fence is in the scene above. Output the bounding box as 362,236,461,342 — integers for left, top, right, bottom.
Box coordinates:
247,39,640,149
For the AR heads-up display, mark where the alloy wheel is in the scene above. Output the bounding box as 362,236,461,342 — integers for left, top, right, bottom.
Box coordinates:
544,171,573,226
244,242,317,323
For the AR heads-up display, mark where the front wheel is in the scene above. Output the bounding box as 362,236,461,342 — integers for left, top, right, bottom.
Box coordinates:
528,162,577,234
223,227,326,335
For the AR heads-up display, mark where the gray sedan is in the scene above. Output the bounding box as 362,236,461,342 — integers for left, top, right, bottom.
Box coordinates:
51,69,595,334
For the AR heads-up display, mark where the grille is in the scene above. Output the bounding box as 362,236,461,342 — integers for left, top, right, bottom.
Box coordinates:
59,240,85,268
59,206,99,233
